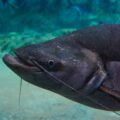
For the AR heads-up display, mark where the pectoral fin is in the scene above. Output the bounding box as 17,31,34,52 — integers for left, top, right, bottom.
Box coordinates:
83,62,107,95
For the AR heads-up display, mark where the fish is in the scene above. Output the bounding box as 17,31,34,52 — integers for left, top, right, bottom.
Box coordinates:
3,24,120,112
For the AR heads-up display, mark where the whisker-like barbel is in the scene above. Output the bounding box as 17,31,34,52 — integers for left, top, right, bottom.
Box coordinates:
19,78,22,107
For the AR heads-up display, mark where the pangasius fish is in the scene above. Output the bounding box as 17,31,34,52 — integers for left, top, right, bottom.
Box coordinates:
3,25,120,115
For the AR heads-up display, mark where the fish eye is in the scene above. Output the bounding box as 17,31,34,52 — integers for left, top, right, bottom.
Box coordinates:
48,60,55,68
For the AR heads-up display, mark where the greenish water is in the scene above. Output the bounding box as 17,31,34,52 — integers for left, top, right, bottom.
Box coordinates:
1,0,120,120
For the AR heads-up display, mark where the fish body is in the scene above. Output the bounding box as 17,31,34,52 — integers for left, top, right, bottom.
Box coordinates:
3,24,120,111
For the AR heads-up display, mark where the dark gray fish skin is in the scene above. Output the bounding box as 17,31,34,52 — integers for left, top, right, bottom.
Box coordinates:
71,24,120,61
3,24,120,111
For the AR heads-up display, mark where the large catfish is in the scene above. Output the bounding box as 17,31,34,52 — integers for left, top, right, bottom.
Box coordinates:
3,24,120,111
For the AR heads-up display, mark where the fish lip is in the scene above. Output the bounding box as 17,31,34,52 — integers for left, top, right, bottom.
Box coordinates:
3,54,39,71
3,54,29,68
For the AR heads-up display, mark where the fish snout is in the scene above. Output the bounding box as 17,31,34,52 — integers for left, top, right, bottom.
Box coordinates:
14,48,35,66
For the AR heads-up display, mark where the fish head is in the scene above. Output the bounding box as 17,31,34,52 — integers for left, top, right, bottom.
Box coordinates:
3,41,98,93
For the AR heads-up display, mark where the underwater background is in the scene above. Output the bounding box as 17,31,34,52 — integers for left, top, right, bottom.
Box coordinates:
0,0,120,120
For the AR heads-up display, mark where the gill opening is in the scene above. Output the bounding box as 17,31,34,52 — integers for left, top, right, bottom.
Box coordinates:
31,59,120,117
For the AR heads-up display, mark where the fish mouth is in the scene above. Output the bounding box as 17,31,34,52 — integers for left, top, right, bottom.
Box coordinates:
3,51,39,71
